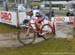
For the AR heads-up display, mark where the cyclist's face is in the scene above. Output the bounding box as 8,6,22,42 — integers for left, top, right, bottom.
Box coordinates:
27,12,33,16
29,12,33,16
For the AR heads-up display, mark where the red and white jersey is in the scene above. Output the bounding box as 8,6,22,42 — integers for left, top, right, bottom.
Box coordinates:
29,17,51,29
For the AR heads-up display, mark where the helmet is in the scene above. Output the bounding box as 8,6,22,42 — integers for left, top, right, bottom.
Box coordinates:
27,10,33,16
36,12,41,17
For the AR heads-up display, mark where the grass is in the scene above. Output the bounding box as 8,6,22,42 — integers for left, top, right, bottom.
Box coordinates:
0,23,75,55
0,38,75,55
0,23,19,33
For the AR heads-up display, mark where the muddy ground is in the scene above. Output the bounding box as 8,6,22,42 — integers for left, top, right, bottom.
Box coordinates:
0,23,74,47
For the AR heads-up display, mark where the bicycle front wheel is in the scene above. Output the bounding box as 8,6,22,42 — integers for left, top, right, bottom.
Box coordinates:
17,28,36,45
40,24,54,39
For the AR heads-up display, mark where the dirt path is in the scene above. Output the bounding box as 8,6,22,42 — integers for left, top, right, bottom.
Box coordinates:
0,33,22,47
55,24,74,38
0,24,74,47
0,33,46,47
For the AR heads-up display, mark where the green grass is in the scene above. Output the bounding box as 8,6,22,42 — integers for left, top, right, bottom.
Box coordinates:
0,23,19,33
0,38,75,55
0,23,75,55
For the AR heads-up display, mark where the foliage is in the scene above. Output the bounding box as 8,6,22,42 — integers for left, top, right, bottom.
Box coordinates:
0,23,19,33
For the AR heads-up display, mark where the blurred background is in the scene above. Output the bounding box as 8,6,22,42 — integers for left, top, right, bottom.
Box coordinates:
0,0,75,17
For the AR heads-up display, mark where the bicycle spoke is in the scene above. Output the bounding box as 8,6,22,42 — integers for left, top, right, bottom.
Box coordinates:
40,24,54,39
17,28,36,45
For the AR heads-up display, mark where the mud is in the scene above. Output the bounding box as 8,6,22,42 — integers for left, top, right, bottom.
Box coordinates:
0,23,74,47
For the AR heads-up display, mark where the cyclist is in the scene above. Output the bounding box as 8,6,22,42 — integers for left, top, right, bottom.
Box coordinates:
23,10,33,25
26,10,49,36
35,12,44,30
24,10,34,36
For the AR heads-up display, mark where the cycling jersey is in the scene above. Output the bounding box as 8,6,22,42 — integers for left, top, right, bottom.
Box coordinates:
33,9,41,17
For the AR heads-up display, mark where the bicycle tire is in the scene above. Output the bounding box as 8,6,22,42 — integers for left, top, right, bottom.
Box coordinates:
40,24,54,40
17,27,36,45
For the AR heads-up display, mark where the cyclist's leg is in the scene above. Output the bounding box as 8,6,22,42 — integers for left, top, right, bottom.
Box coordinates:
35,19,42,30
26,28,30,36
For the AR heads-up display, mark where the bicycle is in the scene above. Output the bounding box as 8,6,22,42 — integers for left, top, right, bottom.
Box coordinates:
17,19,55,45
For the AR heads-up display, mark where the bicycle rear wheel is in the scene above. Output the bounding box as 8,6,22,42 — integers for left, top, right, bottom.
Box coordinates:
17,28,36,45
40,24,54,39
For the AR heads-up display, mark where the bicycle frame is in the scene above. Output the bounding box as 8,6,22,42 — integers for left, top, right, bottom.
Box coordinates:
17,19,56,45
27,21,55,34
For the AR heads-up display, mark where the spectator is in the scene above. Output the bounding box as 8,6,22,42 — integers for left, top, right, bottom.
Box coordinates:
51,10,54,17
46,12,50,18
66,11,71,16
66,11,74,16
46,10,54,18
70,13,74,16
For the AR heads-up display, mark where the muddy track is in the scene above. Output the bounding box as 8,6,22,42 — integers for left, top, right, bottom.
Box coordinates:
0,24,74,47
0,32,47,47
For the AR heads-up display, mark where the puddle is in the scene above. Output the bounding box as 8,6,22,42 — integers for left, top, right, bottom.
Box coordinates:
55,24,74,38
